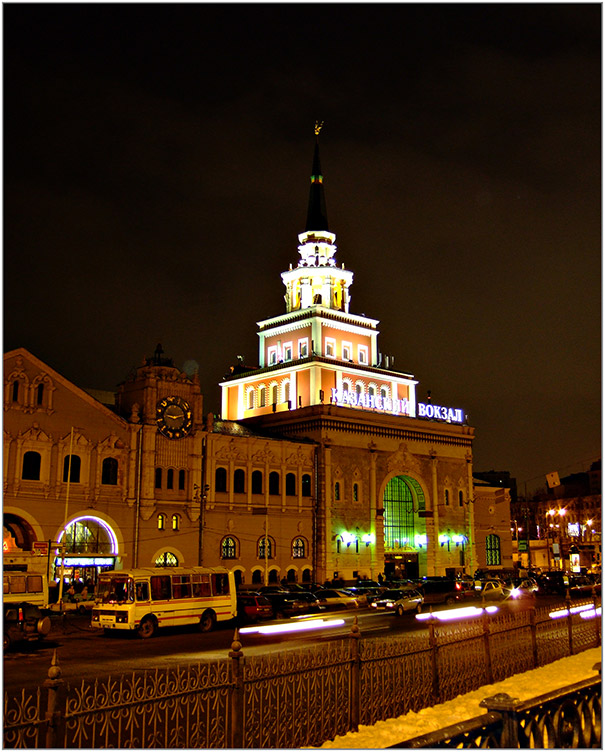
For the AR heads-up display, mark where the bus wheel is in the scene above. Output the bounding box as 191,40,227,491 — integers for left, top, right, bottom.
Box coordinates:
199,610,216,633
138,616,157,639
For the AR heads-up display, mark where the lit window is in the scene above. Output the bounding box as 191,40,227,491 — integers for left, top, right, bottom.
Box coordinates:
172,514,180,531
155,551,178,567
258,537,273,559
486,534,501,566
221,536,237,559
157,514,165,531
292,537,306,558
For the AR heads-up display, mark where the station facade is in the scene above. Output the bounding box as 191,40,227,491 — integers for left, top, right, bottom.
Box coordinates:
3,132,512,587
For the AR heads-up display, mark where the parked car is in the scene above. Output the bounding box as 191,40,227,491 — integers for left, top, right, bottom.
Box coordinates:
370,588,424,616
236,593,274,623
503,578,538,600
343,586,384,605
415,577,462,606
261,591,315,619
475,579,506,600
536,572,572,596
313,589,360,610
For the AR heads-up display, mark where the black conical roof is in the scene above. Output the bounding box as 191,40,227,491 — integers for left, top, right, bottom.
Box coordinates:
305,138,329,231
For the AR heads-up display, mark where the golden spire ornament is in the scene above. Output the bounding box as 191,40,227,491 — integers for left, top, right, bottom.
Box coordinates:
314,120,324,136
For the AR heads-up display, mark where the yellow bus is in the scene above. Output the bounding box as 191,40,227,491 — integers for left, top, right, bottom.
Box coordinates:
91,566,237,637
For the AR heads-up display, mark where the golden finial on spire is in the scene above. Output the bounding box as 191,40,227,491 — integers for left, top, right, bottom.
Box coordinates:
314,120,324,136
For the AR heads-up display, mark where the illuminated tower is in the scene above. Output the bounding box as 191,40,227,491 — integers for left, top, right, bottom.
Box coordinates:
220,125,419,420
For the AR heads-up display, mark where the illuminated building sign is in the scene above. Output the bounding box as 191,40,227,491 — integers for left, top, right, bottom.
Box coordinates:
331,388,464,423
56,556,115,567
417,403,464,423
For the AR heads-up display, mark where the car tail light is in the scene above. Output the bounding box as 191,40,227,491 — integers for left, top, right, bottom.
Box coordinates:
18,608,24,622
455,583,462,590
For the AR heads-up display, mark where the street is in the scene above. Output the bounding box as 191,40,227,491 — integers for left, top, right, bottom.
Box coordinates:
2,595,565,695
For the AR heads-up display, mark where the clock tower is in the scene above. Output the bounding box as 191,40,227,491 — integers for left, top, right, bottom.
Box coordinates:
220,125,418,420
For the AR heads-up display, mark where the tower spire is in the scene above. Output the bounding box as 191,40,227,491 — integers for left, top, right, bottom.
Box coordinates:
305,121,329,231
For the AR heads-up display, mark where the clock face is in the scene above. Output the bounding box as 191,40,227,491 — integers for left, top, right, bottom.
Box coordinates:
156,396,192,439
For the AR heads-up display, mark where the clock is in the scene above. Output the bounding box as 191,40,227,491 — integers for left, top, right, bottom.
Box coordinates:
156,396,193,439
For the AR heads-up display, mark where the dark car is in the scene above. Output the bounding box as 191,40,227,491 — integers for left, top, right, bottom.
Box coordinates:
344,586,384,605
415,577,462,606
261,591,316,619
370,588,424,616
536,572,572,596
236,593,274,623
4,602,51,649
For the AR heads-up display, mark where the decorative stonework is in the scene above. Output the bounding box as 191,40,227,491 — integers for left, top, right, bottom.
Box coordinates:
252,444,277,464
386,442,422,476
216,439,247,462
286,447,313,468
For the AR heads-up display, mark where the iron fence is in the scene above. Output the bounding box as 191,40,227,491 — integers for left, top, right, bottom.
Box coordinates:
4,597,601,749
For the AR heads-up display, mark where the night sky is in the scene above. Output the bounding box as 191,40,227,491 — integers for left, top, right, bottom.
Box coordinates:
4,4,601,495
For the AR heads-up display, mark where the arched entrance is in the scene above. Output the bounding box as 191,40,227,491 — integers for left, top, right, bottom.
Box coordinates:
3,514,38,551
55,516,119,587
382,475,426,580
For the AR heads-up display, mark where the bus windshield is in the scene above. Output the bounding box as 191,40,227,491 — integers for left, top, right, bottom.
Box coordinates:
98,575,134,604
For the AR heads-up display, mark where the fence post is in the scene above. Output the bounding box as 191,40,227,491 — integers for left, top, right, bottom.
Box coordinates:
592,587,601,647
428,612,439,705
43,649,65,749
349,615,361,732
529,606,538,668
565,590,573,656
482,607,493,685
479,692,521,748
229,629,244,749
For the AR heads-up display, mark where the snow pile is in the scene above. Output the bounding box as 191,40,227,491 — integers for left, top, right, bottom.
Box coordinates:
317,648,601,748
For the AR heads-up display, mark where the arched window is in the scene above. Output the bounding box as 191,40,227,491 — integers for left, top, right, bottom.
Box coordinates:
269,471,280,495
355,383,362,395
458,490,464,507
221,536,238,559
486,534,501,566
155,552,178,567
259,386,266,407
353,483,359,502
22,451,41,481
167,469,174,490
334,481,340,501
252,570,262,584
285,472,296,496
101,457,118,485
284,380,290,404
292,537,306,558
247,389,255,409
178,469,186,490
63,455,81,483
155,468,162,489
302,473,311,496
215,467,227,492
234,469,245,494
380,386,388,399
258,536,274,559
444,489,450,506
383,476,416,550
12,381,19,402
36,384,44,405
252,470,263,494
172,514,180,531
157,514,165,531
271,385,278,405
368,385,376,397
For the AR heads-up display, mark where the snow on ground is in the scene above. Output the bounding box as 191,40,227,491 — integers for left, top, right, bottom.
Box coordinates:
317,648,602,748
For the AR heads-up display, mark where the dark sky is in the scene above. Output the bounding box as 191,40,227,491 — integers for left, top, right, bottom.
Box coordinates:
4,3,601,495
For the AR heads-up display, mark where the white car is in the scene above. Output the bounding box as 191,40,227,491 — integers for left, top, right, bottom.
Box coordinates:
370,588,424,616
313,589,359,610
476,579,506,600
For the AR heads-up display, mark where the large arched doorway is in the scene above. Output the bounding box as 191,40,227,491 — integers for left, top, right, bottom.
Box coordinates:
382,475,426,580
55,516,119,588
3,514,38,551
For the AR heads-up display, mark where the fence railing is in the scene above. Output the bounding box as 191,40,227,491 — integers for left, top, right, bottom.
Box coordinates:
388,667,602,748
3,596,601,749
